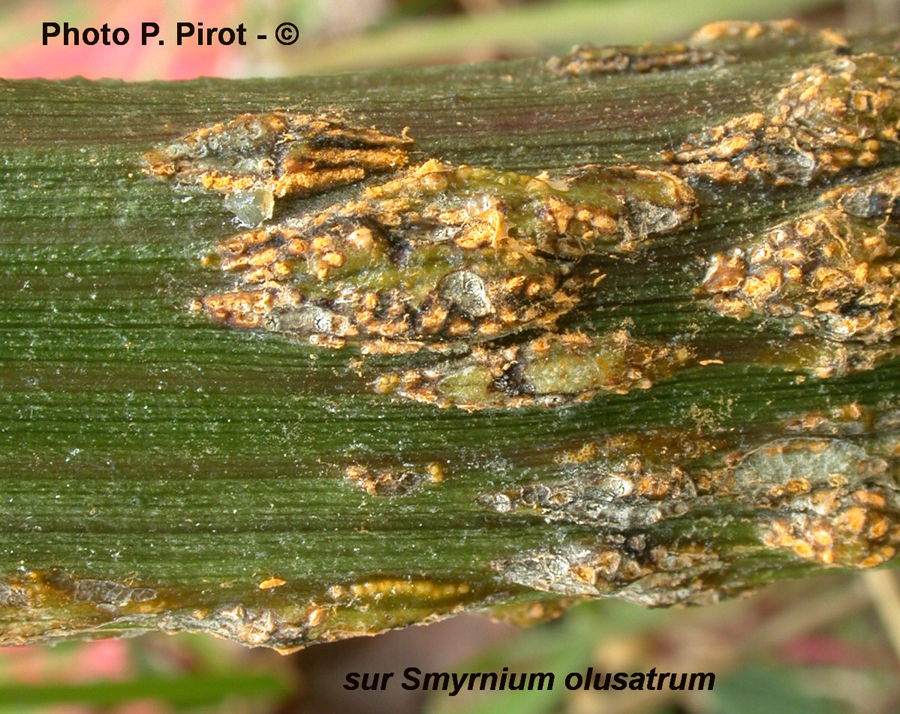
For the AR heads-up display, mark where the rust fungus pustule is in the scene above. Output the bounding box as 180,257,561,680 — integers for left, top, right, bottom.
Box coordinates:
344,462,443,497
144,112,412,199
480,453,697,528
725,437,900,568
342,579,472,601
492,543,652,598
701,168,900,345
195,159,695,356
668,53,900,186
689,19,850,54
377,329,691,410
486,428,900,604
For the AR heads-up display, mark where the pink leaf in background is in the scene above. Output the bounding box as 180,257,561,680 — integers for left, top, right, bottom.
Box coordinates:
0,0,246,80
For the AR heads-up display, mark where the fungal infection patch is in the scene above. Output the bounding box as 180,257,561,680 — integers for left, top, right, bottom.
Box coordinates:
548,43,724,77
191,157,695,408
144,112,412,200
480,454,695,528
728,437,900,568
378,329,689,410
491,429,900,603
149,578,479,651
154,80,890,422
823,167,900,219
668,53,900,185
689,20,849,54
0,585,27,609
43,569,158,613
196,160,695,349
493,543,649,597
549,21,852,81
701,169,900,344
344,462,443,497
343,579,471,601
27,33,898,650
160,604,293,648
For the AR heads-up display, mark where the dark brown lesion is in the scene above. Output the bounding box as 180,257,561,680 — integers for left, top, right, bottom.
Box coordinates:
143,112,412,198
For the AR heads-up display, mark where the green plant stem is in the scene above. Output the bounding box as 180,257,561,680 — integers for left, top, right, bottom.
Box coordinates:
1,24,899,650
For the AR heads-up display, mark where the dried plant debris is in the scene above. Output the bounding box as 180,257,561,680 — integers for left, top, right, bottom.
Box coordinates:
195,160,695,354
701,169,900,344
144,112,412,200
668,53,899,186
377,330,690,410
548,43,724,78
